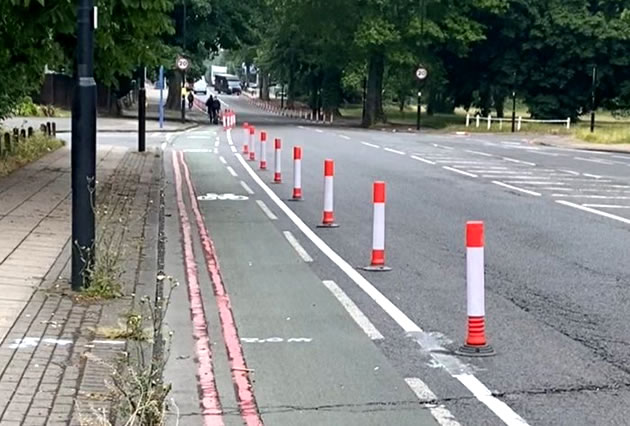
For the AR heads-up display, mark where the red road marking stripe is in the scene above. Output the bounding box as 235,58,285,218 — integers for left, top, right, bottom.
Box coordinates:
179,151,263,426
171,152,224,426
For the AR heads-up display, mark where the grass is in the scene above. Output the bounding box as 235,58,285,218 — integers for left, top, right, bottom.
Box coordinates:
573,126,630,144
0,132,64,176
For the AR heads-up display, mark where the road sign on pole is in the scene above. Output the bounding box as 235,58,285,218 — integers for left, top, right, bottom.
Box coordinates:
415,66,428,81
177,57,189,71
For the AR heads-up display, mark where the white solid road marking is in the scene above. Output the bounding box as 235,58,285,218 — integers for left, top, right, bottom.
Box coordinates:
432,143,454,150
230,146,237,153
213,148,218,154
492,181,542,197
240,181,255,195
435,160,483,165
230,131,529,426
316,129,324,133
411,155,436,165
556,200,630,225
219,156,227,164
298,125,306,129
384,147,406,155
361,141,380,149
551,194,630,199
443,166,477,178
405,378,461,426
527,151,559,157
182,149,213,153
282,231,313,262
583,173,603,179
338,134,351,140
574,156,615,165
228,137,233,145
502,157,536,166
583,204,630,209
560,169,580,176
256,200,278,220
465,150,493,157
214,140,220,147
226,166,238,177
322,280,383,340
504,181,564,185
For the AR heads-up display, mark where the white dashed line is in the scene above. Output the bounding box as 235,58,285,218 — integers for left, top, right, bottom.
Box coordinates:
228,137,233,145
411,155,436,165
502,157,536,166
556,200,630,225
226,166,238,177
432,143,454,150
256,200,278,220
574,157,615,165
214,140,220,147
219,156,227,164
230,146,237,153
560,169,580,176
384,148,406,155
443,166,477,178
361,141,380,148
492,181,542,196
551,194,630,200
282,231,313,262
583,173,603,179
240,181,255,195
465,150,493,157
182,149,213,153
213,148,218,154
316,129,324,133
322,280,383,340
298,125,306,129
338,134,351,140
405,378,461,426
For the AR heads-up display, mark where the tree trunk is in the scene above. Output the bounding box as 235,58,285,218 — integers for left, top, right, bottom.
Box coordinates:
166,72,183,110
287,61,296,109
322,68,342,114
362,52,385,127
260,71,270,101
245,62,251,87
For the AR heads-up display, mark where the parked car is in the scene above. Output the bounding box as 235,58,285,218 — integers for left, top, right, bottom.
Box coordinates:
215,74,242,95
193,77,208,94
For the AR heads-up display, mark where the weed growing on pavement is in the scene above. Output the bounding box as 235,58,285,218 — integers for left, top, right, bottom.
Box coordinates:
80,275,180,426
78,239,124,301
0,133,63,176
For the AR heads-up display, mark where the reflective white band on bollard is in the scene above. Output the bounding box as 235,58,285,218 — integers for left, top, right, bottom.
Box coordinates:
259,131,267,170
291,146,302,200
318,159,338,228
248,126,256,161
273,138,282,183
361,182,390,271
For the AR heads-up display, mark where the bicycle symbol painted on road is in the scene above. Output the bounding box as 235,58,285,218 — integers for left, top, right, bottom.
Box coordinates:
197,193,249,201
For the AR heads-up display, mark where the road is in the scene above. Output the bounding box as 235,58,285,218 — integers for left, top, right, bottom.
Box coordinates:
157,91,630,425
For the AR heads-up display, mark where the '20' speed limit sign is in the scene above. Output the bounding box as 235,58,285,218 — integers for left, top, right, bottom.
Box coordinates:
415,66,428,81
176,57,190,71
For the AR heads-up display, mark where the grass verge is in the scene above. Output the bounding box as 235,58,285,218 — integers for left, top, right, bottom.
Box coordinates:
0,133,64,177
573,126,630,144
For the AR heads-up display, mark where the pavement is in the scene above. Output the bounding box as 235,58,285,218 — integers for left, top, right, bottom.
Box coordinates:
157,89,630,425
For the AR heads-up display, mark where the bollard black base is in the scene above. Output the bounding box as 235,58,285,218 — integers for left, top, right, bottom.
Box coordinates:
360,265,392,272
287,198,303,202
455,344,495,357
317,223,339,228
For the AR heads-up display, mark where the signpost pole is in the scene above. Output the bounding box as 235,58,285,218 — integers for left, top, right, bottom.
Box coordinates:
416,89,421,131
590,65,597,133
138,67,146,152
159,66,164,129
414,65,428,132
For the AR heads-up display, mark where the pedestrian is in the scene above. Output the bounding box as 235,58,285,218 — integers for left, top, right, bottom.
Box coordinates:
187,91,194,110
212,97,221,124
205,95,216,123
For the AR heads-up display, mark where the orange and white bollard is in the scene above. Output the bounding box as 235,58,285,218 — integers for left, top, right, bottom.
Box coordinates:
457,221,494,356
361,182,391,271
242,123,249,155
289,146,302,201
248,126,256,161
317,160,339,228
259,131,267,170
273,138,282,183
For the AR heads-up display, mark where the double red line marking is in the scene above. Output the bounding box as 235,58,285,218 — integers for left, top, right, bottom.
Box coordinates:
173,151,262,426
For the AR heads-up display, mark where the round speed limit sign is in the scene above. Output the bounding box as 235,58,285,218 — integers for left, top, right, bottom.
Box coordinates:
176,57,189,71
415,66,428,81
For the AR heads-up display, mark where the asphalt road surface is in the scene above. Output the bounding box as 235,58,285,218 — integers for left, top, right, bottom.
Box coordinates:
160,91,630,425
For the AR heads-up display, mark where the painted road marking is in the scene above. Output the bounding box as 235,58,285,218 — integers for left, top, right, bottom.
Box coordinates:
465,150,493,157
432,143,454,150
256,200,278,220
9,337,73,349
502,157,536,166
478,171,532,174
198,193,248,201
405,378,461,426
574,156,615,165
492,181,541,197
560,169,580,176
583,204,630,209
361,141,380,148
556,200,630,225
322,280,384,340
527,151,559,157
504,181,564,185
240,181,255,195
338,134,351,140
283,231,313,262
583,173,603,179
411,155,436,165
231,130,529,426
226,166,238,177
230,146,237,153
443,166,477,178
435,161,483,165
316,129,324,133
298,125,306,129
551,194,630,199
241,337,313,343
384,148,406,155
219,156,227,164
228,137,233,145
215,140,220,147
183,149,214,153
